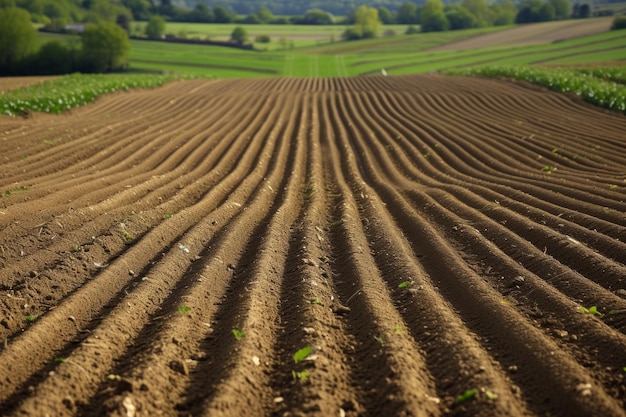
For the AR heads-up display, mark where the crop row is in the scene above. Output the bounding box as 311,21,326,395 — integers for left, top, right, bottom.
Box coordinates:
448,65,626,113
0,73,191,117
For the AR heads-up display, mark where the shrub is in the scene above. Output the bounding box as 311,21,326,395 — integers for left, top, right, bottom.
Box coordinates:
255,34,271,43
611,16,626,30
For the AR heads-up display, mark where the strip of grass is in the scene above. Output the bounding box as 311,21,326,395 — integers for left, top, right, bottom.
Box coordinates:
0,73,191,116
447,65,626,114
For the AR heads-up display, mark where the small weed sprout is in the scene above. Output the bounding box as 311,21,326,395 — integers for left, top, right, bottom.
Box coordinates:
303,186,315,200
579,306,604,317
293,346,312,363
178,306,192,314
393,326,404,333
232,328,245,340
329,220,343,228
24,315,38,323
542,165,556,174
398,281,411,289
609,184,618,190
311,297,324,306
165,213,174,219
70,244,80,252
292,370,309,380
456,388,478,403
55,357,67,363
485,390,498,400
374,335,384,345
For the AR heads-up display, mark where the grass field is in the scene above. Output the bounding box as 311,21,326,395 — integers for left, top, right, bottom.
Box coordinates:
38,21,626,78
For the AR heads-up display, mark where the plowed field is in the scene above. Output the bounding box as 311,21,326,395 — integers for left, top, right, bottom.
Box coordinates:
1,75,625,417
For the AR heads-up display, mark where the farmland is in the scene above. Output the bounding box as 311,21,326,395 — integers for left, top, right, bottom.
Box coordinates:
1,73,626,416
36,17,625,78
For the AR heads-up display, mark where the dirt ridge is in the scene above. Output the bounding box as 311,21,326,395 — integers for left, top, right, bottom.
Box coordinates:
0,75,625,417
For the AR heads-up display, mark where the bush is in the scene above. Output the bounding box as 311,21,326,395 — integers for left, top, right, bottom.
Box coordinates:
255,34,271,43
611,15,626,30
405,25,420,34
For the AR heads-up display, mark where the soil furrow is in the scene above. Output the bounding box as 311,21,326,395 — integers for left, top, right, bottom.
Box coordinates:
1,75,625,417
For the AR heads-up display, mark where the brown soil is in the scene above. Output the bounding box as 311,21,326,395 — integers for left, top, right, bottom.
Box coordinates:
0,75,625,417
0,76,57,92
432,17,614,52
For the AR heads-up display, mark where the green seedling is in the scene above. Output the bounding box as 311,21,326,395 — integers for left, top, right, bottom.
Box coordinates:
232,328,245,340
311,298,324,306
165,213,174,219
579,305,604,317
609,184,618,190
292,370,309,380
303,186,315,200
374,335,384,345
423,152,430,159
3,186,28,196
485,390,498,400
178,306,191,314
329,220,343,228
398,281,411,289
551,148,558,153
393,326,404,333
54,357,67,363
293,346,312,363
122,230,134,243
24,315,38,323
456,388,478,403
542,165,556,174
70,244,80,252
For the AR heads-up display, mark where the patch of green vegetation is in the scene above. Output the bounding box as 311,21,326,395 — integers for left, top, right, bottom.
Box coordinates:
232,328,246,340
70,244,80,252
457,388,478,403
398,281,411,289
54,357,67,363
293,346,312,363
579,305,604,317
24,315,38,322
542,165,556,174
448,65,626,114
3,186,29,196
292,370,310,380
0,73,191,117
178,305,192,314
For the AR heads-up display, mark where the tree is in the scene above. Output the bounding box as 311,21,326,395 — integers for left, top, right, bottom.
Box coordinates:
33,41,74,74
538,3,555,21
145,15,165,39
122,0,151,20
256,6,273,23
82,21,130,72
462,0,493,27
230,26,247,44
396,2,418,24
300,9,334,25
213,5,231,23
352,5,380,38
378,7,394,24
550,0,570,19
491,0,517,25
0,8,38,72
420,0,449,32
446,5,477,30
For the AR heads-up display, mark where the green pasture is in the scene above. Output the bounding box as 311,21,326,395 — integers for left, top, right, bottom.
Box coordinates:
37,24,626,78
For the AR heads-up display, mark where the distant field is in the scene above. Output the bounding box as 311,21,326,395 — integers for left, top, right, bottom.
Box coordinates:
38,20,626,78
134,22,412,50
